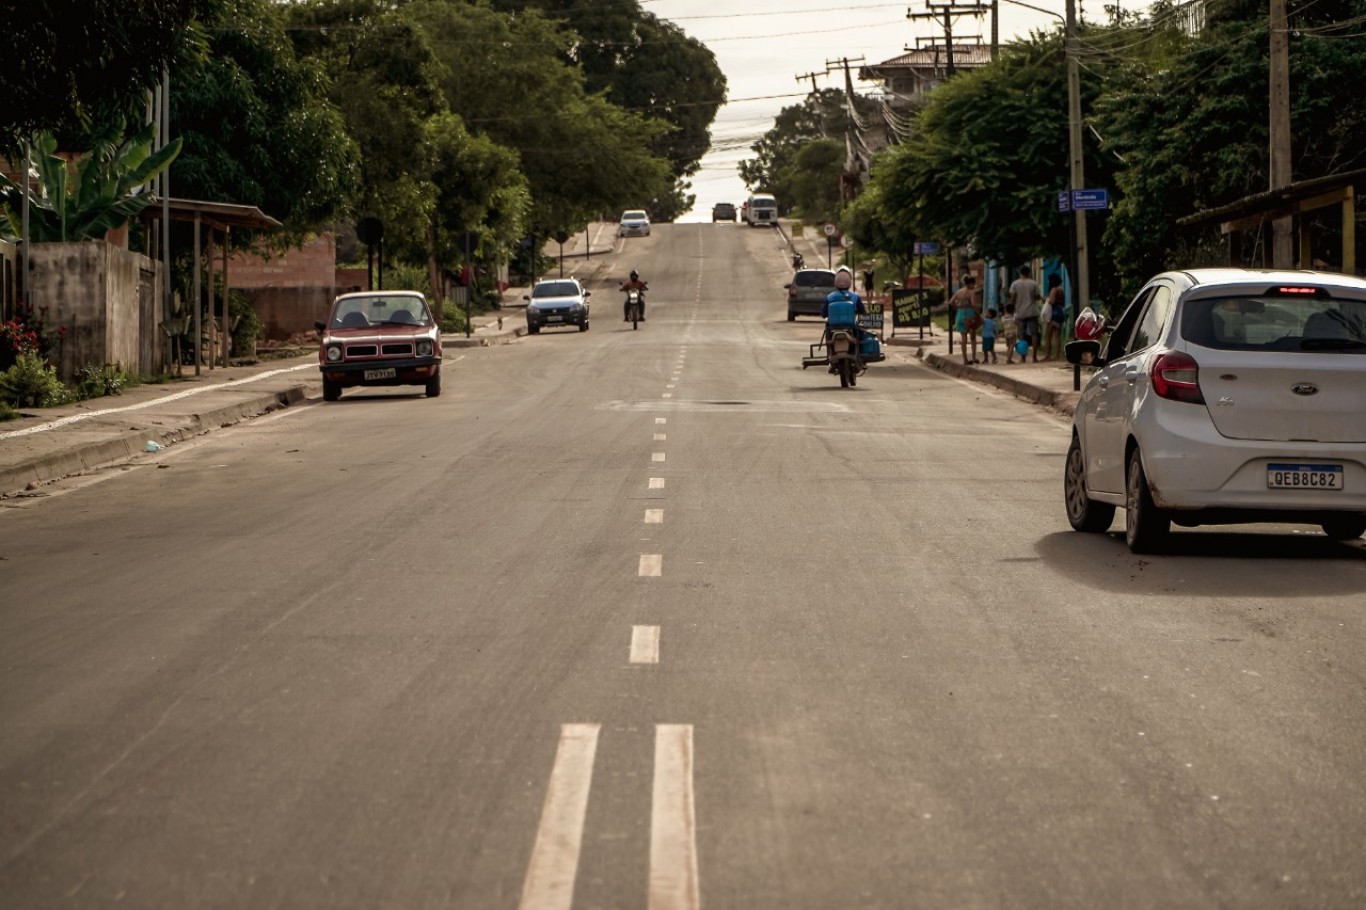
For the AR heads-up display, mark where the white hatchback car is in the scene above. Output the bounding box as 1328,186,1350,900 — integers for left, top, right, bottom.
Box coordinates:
617,209,651,238
1064,268,1366,552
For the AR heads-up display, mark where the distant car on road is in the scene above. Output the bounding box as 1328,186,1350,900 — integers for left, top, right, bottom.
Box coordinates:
1063,268,1366,552
315,291,442,401
523,278,591,334
617,209,651,237
711,202,737,222
785,268,837,321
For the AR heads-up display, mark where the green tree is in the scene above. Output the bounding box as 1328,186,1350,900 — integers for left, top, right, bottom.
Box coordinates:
488,2,727,221
739,90,854,211
172,0,358,241
784,139,845,224
410,0,670,235
1,0,211,151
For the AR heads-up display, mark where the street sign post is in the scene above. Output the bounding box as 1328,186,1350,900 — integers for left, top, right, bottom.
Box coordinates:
1057,192,1072,213
913,241,940,255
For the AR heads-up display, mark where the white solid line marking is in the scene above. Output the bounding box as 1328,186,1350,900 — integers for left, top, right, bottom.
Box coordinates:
652,452,666,462
656,418,667,424
519,724,601,910
650,725,700,910
649,478,665,490
654,433,666,441
645,509,664,524
631,626,661,664
639,554,663,576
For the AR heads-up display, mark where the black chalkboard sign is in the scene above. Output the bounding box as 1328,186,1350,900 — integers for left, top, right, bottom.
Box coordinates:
892,288,930,327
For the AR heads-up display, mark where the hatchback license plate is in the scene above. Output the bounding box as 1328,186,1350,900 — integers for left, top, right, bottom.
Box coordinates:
1267,463,1343,490
364,367,396,381
546,315,562,322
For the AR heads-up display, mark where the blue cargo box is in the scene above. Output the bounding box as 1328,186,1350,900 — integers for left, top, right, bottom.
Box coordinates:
826,300,857,326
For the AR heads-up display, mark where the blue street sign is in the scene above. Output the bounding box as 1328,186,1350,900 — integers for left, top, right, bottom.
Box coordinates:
1072,189,1109,211
913,241,941,255
1057,192,1072,213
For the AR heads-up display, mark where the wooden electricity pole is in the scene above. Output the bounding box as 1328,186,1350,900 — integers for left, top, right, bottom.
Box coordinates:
907,1,990,76
1269,0,1294,267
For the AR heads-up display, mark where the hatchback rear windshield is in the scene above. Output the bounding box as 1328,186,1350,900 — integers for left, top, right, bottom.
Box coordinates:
794,270,836,287
1181,292,1366,352
533,281,580,298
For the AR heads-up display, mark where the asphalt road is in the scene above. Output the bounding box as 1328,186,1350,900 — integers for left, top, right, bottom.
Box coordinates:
3,223,1365,909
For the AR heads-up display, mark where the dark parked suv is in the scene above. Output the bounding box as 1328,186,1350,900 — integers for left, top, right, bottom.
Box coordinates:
785,268,837,321
712,202,737,222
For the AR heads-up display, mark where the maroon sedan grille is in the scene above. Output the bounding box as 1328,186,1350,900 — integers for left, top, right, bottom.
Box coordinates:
346,344,378,356
382,343,414,356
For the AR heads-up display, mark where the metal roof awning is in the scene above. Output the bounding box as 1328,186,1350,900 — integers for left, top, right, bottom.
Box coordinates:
138,198,281,231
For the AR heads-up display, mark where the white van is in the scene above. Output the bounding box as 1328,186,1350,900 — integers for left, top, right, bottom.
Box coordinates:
745,194,778,227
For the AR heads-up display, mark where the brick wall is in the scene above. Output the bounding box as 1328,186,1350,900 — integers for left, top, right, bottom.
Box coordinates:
231,233,337,340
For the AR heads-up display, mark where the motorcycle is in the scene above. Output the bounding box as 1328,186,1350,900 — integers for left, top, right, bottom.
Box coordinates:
791,252,805,269
623,288,644,329
801,305,885,388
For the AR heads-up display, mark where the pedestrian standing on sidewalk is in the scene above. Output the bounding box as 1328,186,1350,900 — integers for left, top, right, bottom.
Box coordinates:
980,308,999,364
1008,265,1042,363
1041,273,1066,360
951,274,980,364
1002,303,1020,364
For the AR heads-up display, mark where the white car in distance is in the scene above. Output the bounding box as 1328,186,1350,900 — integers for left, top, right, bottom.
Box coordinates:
1064,268,1366,553
617,210,651,238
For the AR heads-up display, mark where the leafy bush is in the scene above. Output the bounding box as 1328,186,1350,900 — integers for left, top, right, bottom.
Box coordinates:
76,363,128,399
440,308,469,334
0,400,18,421
229,290,262,355
0,353,75,408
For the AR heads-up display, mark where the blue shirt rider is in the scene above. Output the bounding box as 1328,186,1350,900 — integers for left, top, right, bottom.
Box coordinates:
822,267,866,320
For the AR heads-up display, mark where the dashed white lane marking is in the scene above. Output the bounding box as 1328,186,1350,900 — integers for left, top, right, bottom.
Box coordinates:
631,626,661,664
652,452,666,462
654,433,666,441
639,554,663,576
649,725,700,910
644,509,664,524
662,393,673,399
519,724,601,910
649,478,665,490
666,384,676,389
656,418,667,424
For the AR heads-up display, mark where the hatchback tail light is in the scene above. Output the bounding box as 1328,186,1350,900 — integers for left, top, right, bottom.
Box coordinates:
789,286,798,298
1150,350,1204,404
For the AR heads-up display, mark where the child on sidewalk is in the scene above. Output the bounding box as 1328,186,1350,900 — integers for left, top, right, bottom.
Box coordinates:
981,308,999,364
1001,303,1020,364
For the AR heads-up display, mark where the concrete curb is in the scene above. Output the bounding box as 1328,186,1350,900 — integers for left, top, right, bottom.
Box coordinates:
922,351,1078,417
0,385,314,496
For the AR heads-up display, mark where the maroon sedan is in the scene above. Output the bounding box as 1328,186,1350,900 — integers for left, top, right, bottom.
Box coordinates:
315,291,443,401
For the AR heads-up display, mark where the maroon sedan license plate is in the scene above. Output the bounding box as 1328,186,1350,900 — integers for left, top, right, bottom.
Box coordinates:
364,367,396,381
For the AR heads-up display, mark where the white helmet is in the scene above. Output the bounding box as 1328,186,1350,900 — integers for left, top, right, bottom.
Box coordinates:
833,267,853,290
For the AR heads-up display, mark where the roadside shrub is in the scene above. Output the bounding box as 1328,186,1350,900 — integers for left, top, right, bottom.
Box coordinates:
76,363,128,399
0,353,75,408
0,401,18,421
440,308,470,335
229,290,262,356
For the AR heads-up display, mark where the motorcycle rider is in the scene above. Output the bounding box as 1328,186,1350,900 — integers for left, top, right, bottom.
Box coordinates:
621,270,648,321
822,266,868,373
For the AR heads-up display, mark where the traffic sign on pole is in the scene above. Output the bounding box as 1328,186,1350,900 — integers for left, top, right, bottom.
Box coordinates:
1071,189,1109,211
1057,192,1072,213
823,222,838,238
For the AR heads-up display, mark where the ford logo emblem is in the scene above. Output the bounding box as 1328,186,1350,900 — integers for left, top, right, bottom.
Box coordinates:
1291,383,1319,396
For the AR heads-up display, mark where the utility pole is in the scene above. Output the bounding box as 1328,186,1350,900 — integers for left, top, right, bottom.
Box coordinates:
797,70,828,137
1065,0,1089,313
824,56,867,204
991,0,999,58
1269,0,1293,267
907,1,989,76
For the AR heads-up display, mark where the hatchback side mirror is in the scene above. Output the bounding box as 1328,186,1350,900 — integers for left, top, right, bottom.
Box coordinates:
584,290,591,298
522,295,531,301
314,320,326,333
1065,339,1103,367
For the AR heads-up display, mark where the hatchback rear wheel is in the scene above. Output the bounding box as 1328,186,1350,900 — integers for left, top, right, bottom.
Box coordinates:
1125,448,1170,553
1065,435,1115,532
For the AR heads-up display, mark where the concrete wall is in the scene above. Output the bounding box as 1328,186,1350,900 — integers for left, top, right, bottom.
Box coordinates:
231,233,338,340
27,242,165,380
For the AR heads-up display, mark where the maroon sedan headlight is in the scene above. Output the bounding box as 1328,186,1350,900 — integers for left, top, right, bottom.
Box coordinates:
325,343,343,363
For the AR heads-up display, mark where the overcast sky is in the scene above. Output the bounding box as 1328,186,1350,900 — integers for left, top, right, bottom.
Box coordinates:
646,0,1123,221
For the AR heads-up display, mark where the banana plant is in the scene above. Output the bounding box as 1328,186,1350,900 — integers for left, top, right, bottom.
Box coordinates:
0,124,182,243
